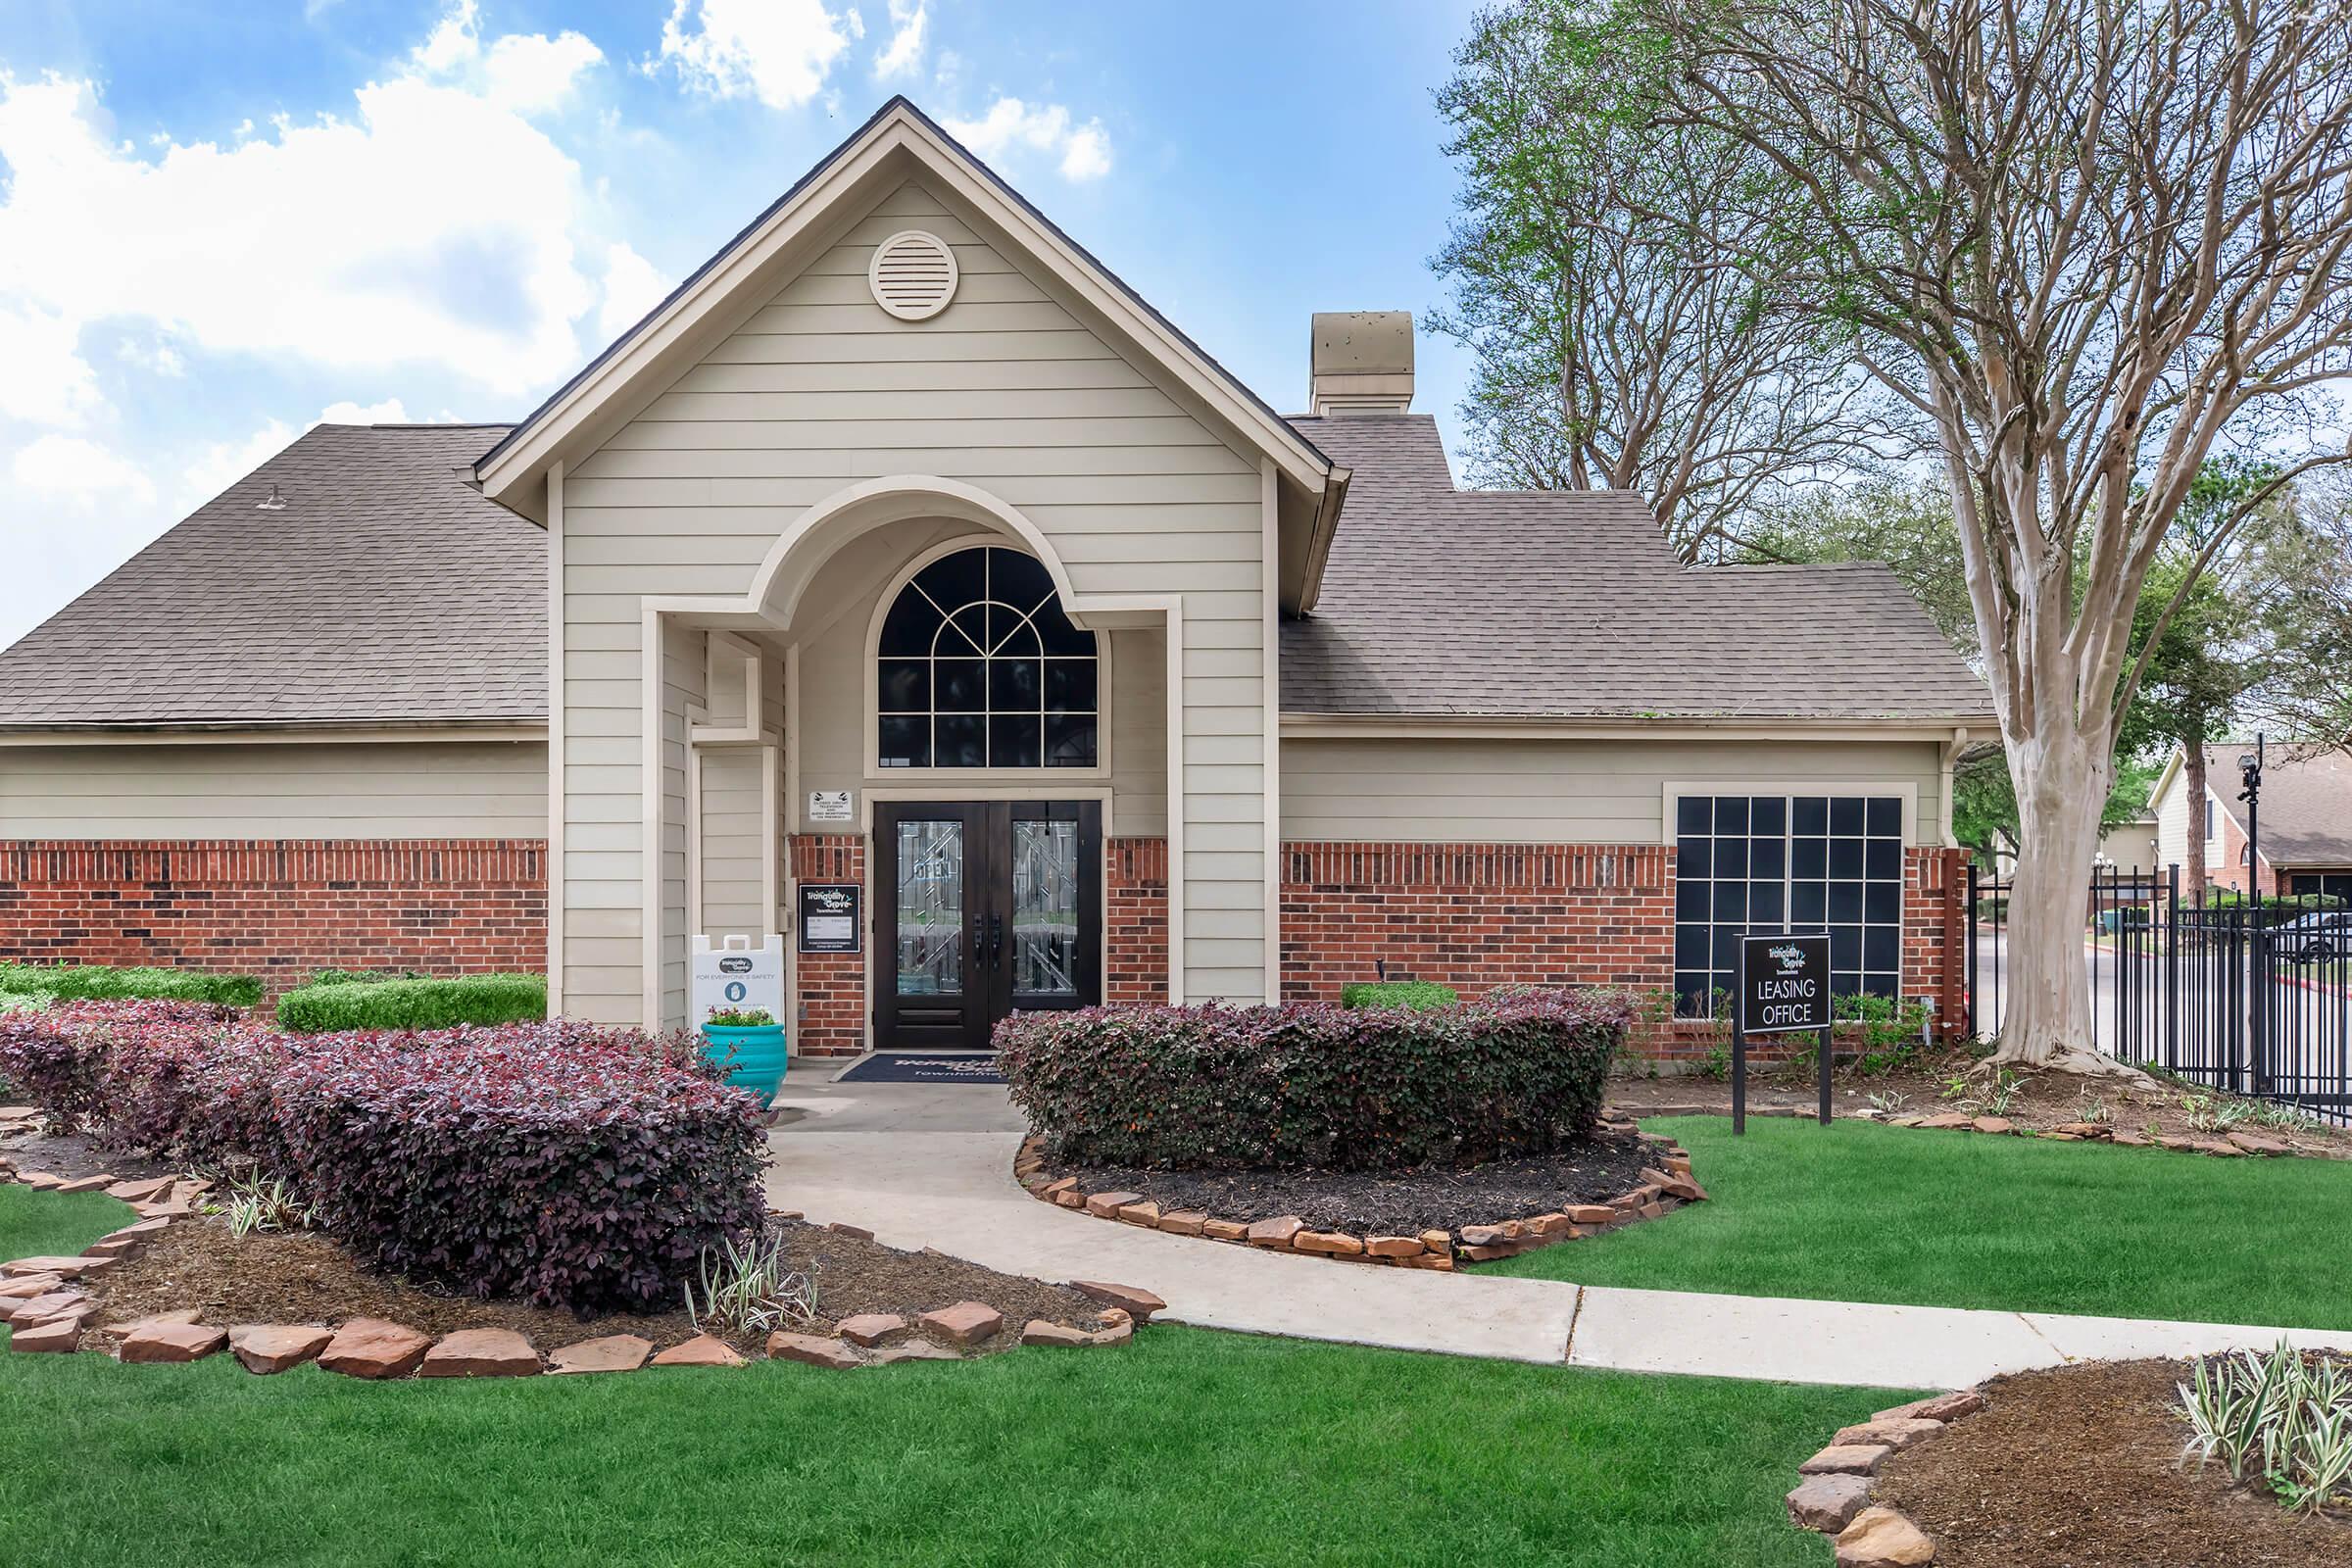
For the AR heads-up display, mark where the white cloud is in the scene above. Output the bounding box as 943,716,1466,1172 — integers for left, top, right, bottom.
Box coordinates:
944,97,1112,182
318,397,414,424
653,0,853,111
1059,120,1111,181
12,433,155,507
0,305,105,425
873,0,926,80
180,418,297,508
115,335,186,378
598,242,670,340
408,1,603,116
0,55,599,399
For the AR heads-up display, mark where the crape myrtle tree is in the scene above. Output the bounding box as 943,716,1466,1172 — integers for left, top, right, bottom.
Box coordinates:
1433,3,1914,562
1616,0,2352,1068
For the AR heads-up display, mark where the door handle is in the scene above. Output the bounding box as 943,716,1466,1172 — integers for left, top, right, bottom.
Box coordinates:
989,912,1004,964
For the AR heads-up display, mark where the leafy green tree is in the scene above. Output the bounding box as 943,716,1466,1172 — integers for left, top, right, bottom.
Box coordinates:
1430,0,1904,563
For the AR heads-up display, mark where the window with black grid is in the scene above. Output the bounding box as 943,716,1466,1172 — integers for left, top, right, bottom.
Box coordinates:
1673,794,1905,1017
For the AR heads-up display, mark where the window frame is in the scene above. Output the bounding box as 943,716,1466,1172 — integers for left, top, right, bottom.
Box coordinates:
1663,783,1918,1020
863,537,1113,782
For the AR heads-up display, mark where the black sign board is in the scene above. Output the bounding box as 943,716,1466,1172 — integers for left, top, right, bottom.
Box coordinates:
1738,933,1831,1035
797,883,861,955
1733,931,1834,1134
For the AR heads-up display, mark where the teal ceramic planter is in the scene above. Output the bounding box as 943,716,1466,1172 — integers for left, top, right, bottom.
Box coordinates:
701,1023,788,1107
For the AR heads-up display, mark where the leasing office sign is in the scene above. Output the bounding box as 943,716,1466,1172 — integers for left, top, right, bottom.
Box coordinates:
1738,934,1831,1035
1732,931,1834,1134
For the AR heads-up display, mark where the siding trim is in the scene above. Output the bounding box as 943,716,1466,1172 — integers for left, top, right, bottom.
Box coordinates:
546,461,566,1012
1259,456,1281,1002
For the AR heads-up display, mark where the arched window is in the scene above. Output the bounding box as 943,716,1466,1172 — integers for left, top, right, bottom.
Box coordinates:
876,545,1098,769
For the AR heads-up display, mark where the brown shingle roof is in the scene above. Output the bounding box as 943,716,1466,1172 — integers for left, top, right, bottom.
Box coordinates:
2203,746,2352,868
1282,414,1995,724
0,423,544,727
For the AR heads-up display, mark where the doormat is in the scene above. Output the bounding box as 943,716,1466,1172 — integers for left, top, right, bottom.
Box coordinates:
834,1054,1007,1085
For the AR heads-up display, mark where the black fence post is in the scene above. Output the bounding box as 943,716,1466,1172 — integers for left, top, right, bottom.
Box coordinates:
2165,863,2180,1073
1966,859,1981,1043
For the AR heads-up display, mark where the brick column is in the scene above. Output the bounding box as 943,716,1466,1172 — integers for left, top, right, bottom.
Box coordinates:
1903,846,1970,1040
789,834,866,1056
1105,837,1169,1003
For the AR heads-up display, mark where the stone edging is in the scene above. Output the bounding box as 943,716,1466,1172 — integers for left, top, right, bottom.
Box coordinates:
1622,1099,2316,1159
1785,1385,1986,1565
1867,1108,2299,1157
1013,1120,1707,1268
0,1136,1150,1376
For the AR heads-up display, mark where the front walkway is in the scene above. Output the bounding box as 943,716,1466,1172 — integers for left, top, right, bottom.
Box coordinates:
765,1064,2350,1390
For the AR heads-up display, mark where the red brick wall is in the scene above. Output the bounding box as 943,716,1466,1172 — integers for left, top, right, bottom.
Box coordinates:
1279,839,1970,1062
789,834,866,1056
0,839,544,997
1105,837,1169,1003
1280,842,1677,1001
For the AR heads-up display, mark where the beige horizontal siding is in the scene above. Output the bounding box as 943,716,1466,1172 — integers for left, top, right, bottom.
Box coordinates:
0,740,547,840
563,175,1265,1021
1279,737,1949,847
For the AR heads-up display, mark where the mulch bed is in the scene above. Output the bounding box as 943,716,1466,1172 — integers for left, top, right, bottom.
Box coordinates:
1874,1359,2352,1567
0,1127,177,1185
1059,1131,1657,1235
1609,1053,2352,1155
78,1214,1108,1359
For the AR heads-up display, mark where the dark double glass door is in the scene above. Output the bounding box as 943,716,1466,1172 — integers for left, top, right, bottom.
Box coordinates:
874,801,1102,1051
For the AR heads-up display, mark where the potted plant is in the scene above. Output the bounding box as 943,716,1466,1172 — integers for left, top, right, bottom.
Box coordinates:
701,1005,788,1107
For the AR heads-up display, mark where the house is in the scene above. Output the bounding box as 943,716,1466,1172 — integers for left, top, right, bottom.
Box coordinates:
0,99,1993,1056
2151,744,2352,902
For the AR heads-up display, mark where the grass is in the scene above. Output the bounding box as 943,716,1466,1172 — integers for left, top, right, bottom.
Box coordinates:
0,1182,131,1256
1489,1115,2352,1329
0,1187,1895,1567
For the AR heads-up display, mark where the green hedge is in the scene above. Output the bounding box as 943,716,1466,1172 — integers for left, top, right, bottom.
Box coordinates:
276,973,547,1034
0,961,260,1008
1339,980,1459,1011
998,989,1634,1170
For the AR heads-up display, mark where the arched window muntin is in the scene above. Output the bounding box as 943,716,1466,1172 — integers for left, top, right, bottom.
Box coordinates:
874,544,1099,770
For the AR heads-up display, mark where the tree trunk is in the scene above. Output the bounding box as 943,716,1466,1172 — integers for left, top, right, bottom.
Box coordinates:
1991,725,2130,1072
2183,741,2209,906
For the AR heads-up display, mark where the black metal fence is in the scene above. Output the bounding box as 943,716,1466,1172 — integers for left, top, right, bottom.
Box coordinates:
1968,861,2352,1122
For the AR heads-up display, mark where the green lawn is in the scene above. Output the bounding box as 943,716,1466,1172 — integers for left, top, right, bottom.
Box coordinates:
0,1182,131,1254
1489,1114,2352,1329
0,1184,1892,1567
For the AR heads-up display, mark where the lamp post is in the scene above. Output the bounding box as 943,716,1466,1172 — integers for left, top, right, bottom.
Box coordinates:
2238,735,2265,1093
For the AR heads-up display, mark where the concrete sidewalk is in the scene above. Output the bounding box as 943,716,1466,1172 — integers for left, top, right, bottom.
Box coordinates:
763,1066,2350,1390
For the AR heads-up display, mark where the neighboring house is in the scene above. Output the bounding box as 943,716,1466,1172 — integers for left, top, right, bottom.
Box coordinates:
0,99,1994,1055
2097,815,2160,876
2150,744,2352,901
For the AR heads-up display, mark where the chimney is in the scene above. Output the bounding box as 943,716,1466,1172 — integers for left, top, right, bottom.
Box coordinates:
1308,311,1414,415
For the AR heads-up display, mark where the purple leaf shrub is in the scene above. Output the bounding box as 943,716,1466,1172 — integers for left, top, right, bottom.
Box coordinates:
996,987,1634,1170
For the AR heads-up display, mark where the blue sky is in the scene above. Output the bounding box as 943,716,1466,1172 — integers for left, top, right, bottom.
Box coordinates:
0,0,1481,645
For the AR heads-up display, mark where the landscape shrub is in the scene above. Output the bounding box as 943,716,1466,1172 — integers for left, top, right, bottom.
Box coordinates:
0,961,260,1009
276,972,547,1033
998,988,1633,1170
1338,980,1459,1010
0,999,239,1133
274,1026,764,1311
0,1002,760,1312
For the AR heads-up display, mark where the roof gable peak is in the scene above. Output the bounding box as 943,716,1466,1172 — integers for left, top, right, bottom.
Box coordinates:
474,95,1330,522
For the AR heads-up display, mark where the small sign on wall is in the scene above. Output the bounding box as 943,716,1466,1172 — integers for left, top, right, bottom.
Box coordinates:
798,882,861,954
808,789,854,823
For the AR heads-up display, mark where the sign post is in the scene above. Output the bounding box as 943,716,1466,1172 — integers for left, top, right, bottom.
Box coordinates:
1734,932,1834,1134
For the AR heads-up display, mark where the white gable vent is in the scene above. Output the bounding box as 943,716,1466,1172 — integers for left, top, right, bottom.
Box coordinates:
868,230,959,320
